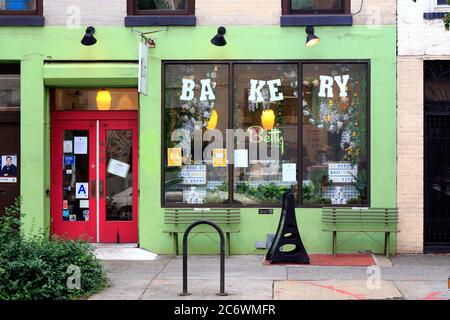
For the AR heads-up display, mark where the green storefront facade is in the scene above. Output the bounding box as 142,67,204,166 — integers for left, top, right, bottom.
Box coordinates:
0,25,397,255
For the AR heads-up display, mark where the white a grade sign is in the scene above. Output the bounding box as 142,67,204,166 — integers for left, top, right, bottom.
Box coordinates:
75,182,89,199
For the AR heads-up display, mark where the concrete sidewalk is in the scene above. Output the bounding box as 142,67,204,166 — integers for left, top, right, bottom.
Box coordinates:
89,253,450,300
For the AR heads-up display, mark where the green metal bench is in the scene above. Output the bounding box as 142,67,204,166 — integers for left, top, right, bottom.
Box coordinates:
322,207,399,258
163,208,240,256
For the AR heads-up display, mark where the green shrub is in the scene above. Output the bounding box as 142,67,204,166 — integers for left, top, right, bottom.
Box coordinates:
0,200,107,300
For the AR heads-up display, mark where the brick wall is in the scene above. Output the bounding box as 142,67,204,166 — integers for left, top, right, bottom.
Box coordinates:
44,0,127,26
398,0,450,56
397,57,424,253
397,0,450,253
43,0,396,27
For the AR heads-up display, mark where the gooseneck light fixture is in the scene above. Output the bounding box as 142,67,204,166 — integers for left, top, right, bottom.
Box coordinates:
211,27,227,46
81,26,97,46
305,26,320,47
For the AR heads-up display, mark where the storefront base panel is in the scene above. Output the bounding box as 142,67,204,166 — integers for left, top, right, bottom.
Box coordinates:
138,208,396,256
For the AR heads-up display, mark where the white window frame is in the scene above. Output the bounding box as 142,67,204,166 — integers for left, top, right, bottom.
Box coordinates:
434,0,450,12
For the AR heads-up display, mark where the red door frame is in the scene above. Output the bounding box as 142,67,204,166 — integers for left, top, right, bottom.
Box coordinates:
51,111,138,243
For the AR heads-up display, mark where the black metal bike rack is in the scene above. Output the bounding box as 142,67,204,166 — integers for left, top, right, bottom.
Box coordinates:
180,220,227,296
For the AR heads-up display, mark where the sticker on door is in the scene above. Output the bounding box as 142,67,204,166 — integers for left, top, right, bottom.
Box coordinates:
75,183,89,199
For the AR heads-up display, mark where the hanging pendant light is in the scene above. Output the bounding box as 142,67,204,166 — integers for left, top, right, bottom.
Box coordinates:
96,89,112,111
207,109,218,130
261,109,275,131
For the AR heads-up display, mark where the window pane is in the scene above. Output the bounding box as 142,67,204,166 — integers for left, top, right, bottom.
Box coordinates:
0,0,36,11
302,63,368,205
63,130,90,222
137,0,187,11
164,64,229,205
55,89,138,111
0,74,20,111
437,0,448,6
291,0,343,12
106,130,133,221
233,64,299,205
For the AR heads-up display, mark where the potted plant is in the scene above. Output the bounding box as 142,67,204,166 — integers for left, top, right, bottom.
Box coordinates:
6,0,32,10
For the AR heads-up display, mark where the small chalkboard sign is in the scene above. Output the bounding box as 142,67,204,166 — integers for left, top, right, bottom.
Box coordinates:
259,209,274,215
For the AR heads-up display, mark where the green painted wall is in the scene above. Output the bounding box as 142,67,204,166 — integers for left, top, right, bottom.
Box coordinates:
0,25,396,254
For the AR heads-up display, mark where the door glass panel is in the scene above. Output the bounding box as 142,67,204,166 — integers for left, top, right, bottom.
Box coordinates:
62,130,90,222
106,130,133,221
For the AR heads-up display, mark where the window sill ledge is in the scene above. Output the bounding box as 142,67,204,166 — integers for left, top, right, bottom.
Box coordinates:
0,15,44,26
423,12,448,20
125,15,196,27
280,14,353,27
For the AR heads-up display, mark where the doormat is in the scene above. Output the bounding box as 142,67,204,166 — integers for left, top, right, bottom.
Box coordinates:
263,254,376,267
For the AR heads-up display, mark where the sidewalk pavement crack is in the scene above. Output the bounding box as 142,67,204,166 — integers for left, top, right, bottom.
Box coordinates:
392,280,405,300
272,280,275,300
138,256,173,300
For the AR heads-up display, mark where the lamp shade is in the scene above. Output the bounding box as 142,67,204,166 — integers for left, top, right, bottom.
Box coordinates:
211,27,227,47
305,26,320,47
118,94,133,110
96,90,112,111
306,34,320,47
207,109,218,130
261,109,275,131
81,26,97,46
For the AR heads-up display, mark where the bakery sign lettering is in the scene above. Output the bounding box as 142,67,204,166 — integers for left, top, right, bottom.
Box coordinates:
180,78,285,102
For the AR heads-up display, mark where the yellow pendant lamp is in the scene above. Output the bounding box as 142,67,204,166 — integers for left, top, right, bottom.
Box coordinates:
207,109,218,130
261,109,275,131
96,89,112,111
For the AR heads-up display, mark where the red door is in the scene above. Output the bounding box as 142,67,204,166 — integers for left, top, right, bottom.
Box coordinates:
51,120,97,241
51,113,138,243
98,120,138,243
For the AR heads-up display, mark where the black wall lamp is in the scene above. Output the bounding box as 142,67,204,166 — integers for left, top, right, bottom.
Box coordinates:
305,26,320,47
81,26,97,46
211,27,227,46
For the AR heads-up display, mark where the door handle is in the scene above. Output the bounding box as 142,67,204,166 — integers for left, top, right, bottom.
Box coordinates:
91,180,96,198
99,180,105,198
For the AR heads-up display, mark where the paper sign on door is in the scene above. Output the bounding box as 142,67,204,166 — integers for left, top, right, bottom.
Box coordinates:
107,159,130,178
75,182,89,199
79,200,89,209
63,141,73,153
74,137,88,155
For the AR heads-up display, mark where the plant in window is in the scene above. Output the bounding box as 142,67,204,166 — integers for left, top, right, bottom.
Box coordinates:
302,68,366,167
349,168,367,203
309,167,330,197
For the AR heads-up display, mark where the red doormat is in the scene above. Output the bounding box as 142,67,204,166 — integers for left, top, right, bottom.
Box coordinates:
263,254,375,266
